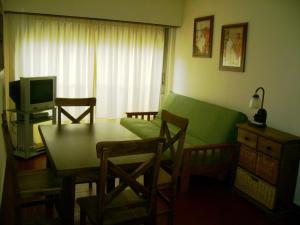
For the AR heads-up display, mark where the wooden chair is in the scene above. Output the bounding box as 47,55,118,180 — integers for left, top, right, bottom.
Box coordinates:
76,137,164,225
55,97,96,126
157,110,189,225
55,97,97,188
1,112,62,225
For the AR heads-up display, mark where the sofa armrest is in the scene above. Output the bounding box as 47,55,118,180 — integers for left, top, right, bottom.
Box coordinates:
125,111,158,121
184,143,237,153
183,143,238,168
180,143,238,192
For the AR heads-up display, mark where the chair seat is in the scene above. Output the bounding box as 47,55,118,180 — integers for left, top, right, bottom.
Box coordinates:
77,189,148,225
18,169,62,198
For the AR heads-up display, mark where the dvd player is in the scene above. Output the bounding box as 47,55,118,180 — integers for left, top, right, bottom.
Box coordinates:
30,112,49,119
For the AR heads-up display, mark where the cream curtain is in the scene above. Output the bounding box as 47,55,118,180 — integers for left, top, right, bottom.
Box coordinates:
94,21,164,117
4,14,165,118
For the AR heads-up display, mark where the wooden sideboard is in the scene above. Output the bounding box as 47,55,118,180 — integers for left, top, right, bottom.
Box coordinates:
234,123,300,212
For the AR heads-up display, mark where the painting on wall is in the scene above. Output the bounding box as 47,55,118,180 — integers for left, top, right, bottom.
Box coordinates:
219,23,248,72
192,15,214,58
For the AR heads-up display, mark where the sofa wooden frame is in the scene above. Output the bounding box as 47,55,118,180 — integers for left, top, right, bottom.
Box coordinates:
125,111,238,192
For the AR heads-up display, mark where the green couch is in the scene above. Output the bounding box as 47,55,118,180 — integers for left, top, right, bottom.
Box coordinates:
121,91,248,192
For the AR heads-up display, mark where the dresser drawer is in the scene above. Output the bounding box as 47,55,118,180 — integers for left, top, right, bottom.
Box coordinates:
258,137,282,159
256,152,279,184
237,129,257,149
239,144,257,172
234,167,276,210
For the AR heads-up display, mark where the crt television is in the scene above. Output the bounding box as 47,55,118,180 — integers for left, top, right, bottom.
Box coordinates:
9,76,57,112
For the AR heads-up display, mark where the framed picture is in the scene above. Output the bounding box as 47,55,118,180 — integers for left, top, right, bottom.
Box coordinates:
219,23,248,72
192,15,214,57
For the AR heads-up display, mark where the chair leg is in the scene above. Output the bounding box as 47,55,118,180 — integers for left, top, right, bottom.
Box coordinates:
80,209,87,225
168,210,174,225
45,195,55,216
180,151,192,193
54,194,63,219
107,176,115,192
88,182,93,191
145,213,155,225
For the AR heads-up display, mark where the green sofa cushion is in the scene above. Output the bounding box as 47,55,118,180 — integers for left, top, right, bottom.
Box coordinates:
159,92,247,144
120,117,160,139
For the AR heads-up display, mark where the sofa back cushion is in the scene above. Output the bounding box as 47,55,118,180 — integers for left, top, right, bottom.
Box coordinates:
159,92,247,144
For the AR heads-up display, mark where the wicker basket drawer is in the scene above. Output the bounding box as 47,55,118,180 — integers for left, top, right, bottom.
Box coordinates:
256,152,279,184
234,167,276,209
238,144,257,172
237,129,257,149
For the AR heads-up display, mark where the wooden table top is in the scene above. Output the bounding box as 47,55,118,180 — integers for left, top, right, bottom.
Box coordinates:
38,122,141,176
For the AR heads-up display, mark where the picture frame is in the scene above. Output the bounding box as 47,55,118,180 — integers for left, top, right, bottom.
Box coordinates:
219,23,248,72
192,15,214,57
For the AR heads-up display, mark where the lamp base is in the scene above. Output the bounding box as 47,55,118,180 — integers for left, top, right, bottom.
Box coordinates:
248,120,266,128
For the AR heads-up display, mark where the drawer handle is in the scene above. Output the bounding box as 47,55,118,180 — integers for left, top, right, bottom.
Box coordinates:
251,176,259,182
244,137,249,141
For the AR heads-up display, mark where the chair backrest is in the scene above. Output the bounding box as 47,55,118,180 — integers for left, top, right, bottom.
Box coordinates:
55,97,96,126
159,109,189,190
96,137,164,225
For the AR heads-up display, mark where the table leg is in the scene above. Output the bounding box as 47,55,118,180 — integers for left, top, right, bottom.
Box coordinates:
61,176,75,225
107,176,115,192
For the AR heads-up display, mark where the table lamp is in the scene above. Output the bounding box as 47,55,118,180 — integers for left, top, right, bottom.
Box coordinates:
249,87,267,127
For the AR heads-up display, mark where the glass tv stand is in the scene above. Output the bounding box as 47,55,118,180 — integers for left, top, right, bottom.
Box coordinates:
8,107,56,159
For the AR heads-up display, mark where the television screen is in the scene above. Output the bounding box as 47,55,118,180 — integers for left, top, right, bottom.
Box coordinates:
30,80,53,104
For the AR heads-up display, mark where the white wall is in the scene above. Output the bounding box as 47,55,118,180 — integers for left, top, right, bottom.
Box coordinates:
172,0,300,136
3,0,185,26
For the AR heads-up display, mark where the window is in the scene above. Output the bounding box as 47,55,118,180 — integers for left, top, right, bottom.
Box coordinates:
4,13,165,118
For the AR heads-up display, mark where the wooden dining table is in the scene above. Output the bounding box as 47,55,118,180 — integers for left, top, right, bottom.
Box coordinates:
38,122,141,225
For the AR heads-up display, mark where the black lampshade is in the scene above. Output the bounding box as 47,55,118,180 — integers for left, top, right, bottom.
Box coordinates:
249,87,267,127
